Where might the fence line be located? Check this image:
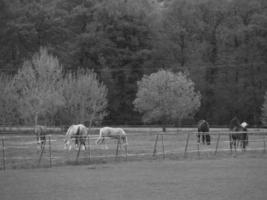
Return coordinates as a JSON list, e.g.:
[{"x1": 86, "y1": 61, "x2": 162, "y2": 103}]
[{"x1": 1, "y1": 130, "x2": 267, "y2": 170}]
